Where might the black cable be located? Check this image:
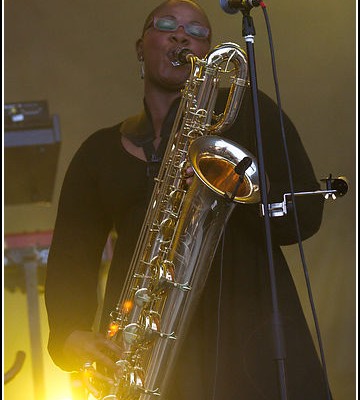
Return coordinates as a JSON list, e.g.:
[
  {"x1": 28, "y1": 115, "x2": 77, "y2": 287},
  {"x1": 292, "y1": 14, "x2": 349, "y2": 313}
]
[
  {"x1": 212, "y1": 229, "x2": 226, "y2": 400},
  {"x1": 260, "y1": 4, "x2": 332, "y2": 398}
]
